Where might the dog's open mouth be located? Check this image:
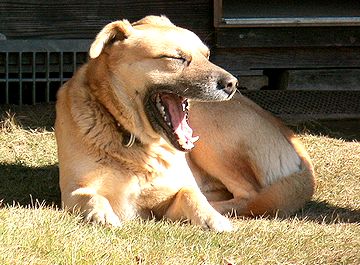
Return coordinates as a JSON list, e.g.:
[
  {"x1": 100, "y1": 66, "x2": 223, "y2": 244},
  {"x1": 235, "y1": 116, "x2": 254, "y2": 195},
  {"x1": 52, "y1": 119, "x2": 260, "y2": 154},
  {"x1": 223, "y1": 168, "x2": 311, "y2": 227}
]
[{"x1": 147, "y1": 92, "x2": 199, "y2": 151}]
